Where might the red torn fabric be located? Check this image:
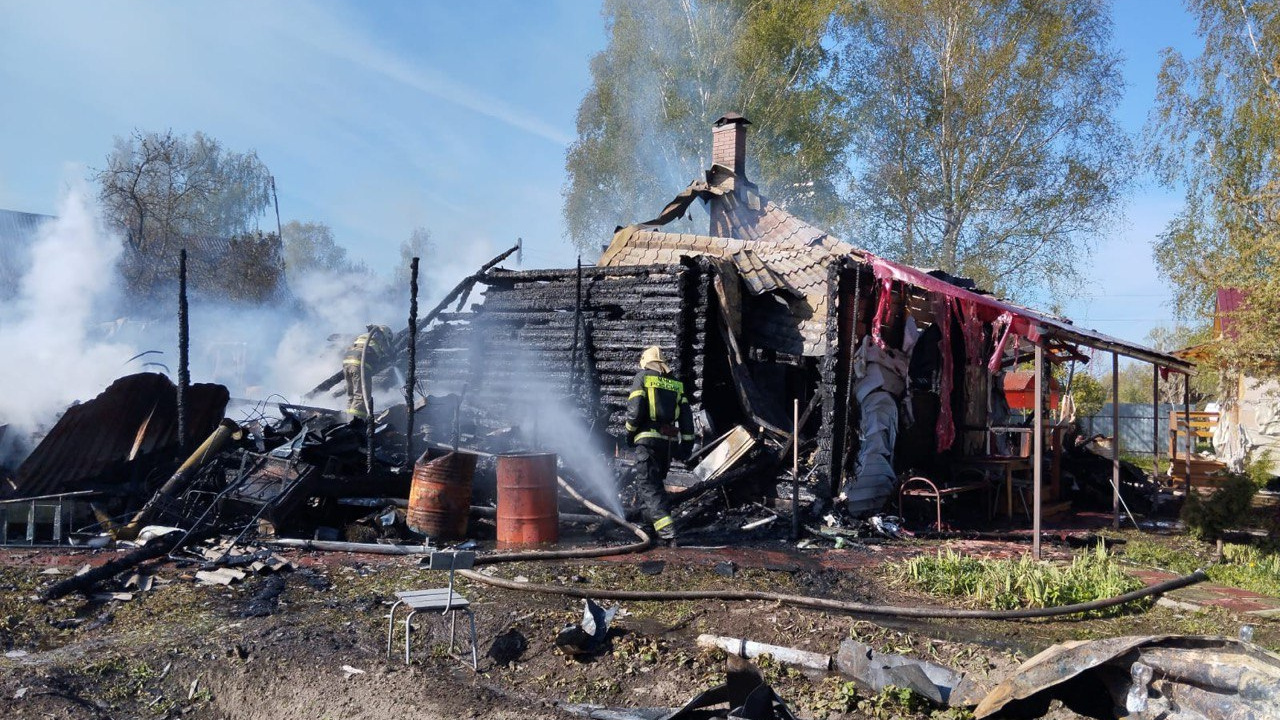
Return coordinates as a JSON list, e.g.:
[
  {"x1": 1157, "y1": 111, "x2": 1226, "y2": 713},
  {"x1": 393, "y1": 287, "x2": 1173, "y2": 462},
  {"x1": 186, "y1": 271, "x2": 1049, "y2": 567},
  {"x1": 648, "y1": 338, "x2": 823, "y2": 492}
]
[
  {"x1": 988, "y1": 312, "x2": 1015, "y2": 372},
  {"x1": 959, "y1": 299, "x2": 984, "y2": 366},
  {"x1": 867, "y1": 254, "x2": 1041, "y2": 342},
  {"x1": 871, "y1": 277, "x2": 894, "y2": 348}
]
